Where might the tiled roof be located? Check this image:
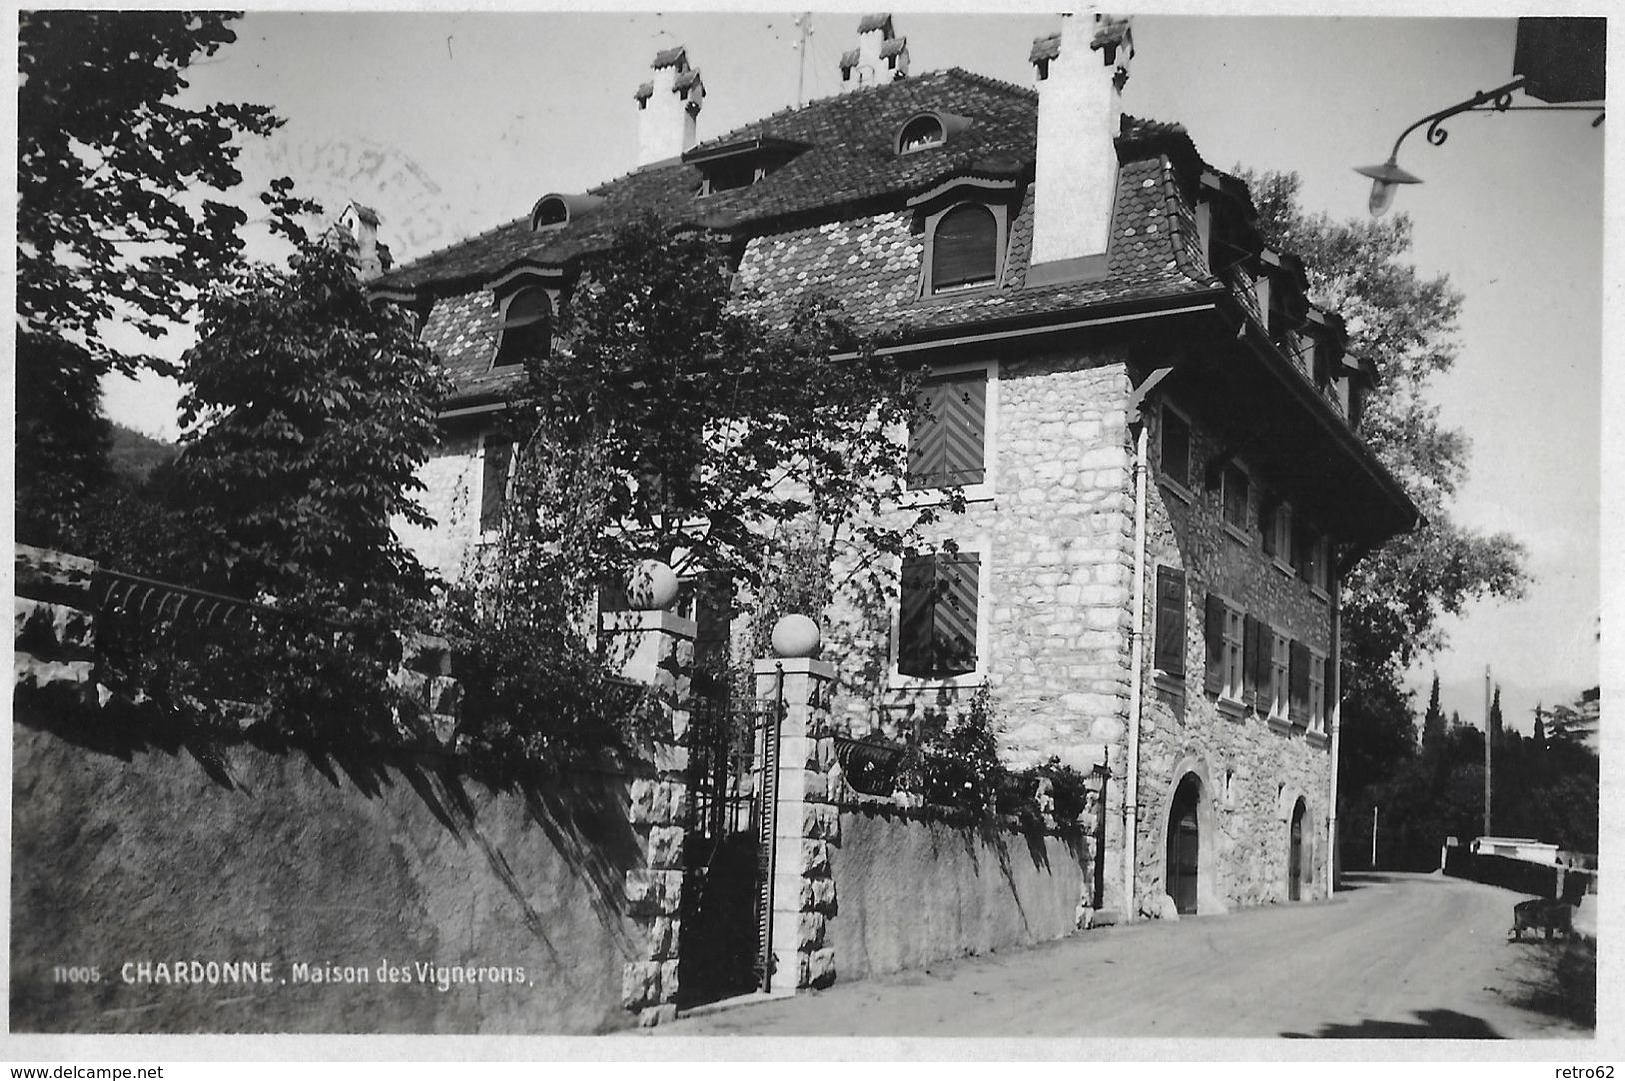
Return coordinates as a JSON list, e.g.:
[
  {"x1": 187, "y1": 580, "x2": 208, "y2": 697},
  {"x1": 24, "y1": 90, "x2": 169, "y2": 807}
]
[
  {"x1": 857, "y1": 14, "x2": 893, "y2": 35},
  {"x1": 839, "y1": 49, "x2": 860, "y2": 72},
  {"x1": 1029, "y1": 33, "x2": 1060, "y2": 64},
  {"x1": 880, "y1": 37, "x2": 908, "y2": 59},
  {"x1": 383, "y1": 68, "x2": 1229, "y2": 368}
]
